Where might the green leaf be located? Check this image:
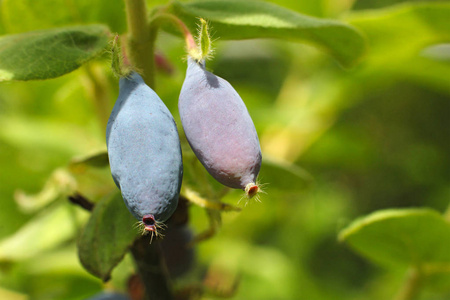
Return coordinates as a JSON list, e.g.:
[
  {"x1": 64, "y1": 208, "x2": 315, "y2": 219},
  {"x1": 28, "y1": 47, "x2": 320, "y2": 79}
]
[
  {"x1": 78, "y1": 192, "x2": 139, "y2": 281},
  {"x1": 0, "y1": 25, "x2": 110, "y2": 81},
  {"x1": 164, "y1": 0, "x2": 366, "y2": 67},
  {"x1": 1, "y1": 0, "x2": 78, "y2": 34},
  {"x1": 1, "y1": 0, "x2": 126, "y2": 34},
  {"x1": 259, "y1": 155, "x2": 312, "y2": 192},
  {"x1": 346, "y1": 2, "x2": 450, "y2": 63},
  {"x1": 0, "y1": 203, "x2": 83, "y2": 261},
  {"x1": 339, "y1": 208, "x2": 450, "y2": 268}
]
